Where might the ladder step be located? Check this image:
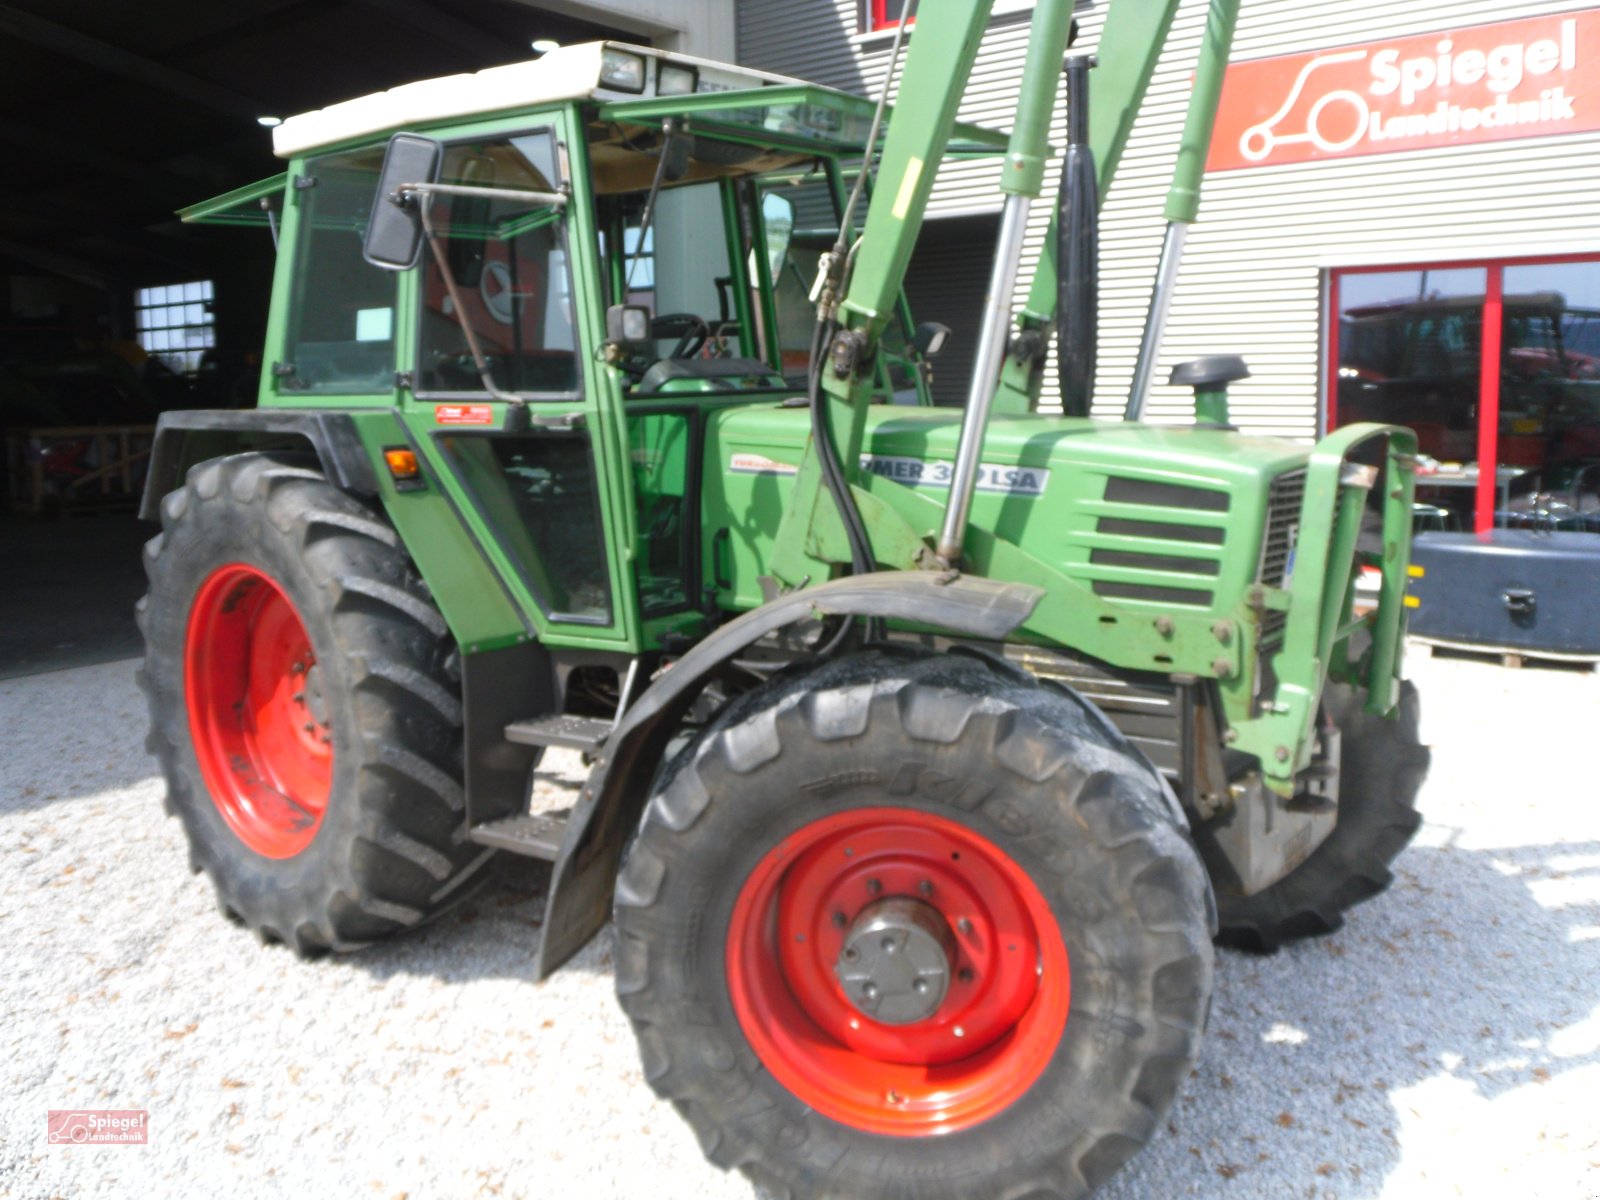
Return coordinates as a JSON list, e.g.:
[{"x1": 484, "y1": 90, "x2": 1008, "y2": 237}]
[
  {"x1": 504, "y1": 713, "x2": 612, "y2": 752},
  {"x1": 469, "y1": 811, "x2": 569, "y2": 860}
]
